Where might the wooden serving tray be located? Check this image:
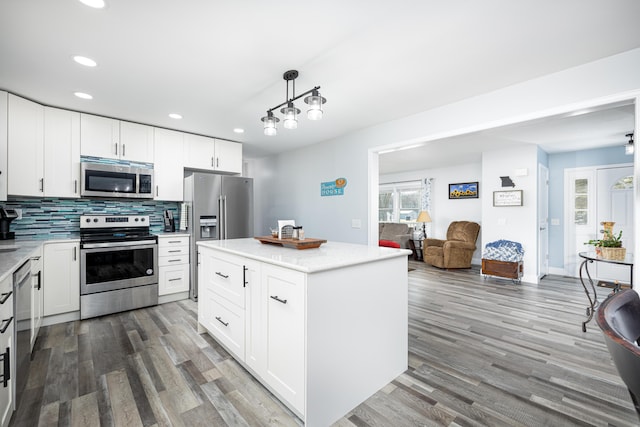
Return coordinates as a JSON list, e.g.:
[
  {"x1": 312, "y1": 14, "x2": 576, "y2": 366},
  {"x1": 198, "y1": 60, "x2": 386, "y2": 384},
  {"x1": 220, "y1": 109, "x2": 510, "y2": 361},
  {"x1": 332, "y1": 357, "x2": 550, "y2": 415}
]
[{"x1": 255, "y1": 236, "x2": 327, "y2": 249}]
